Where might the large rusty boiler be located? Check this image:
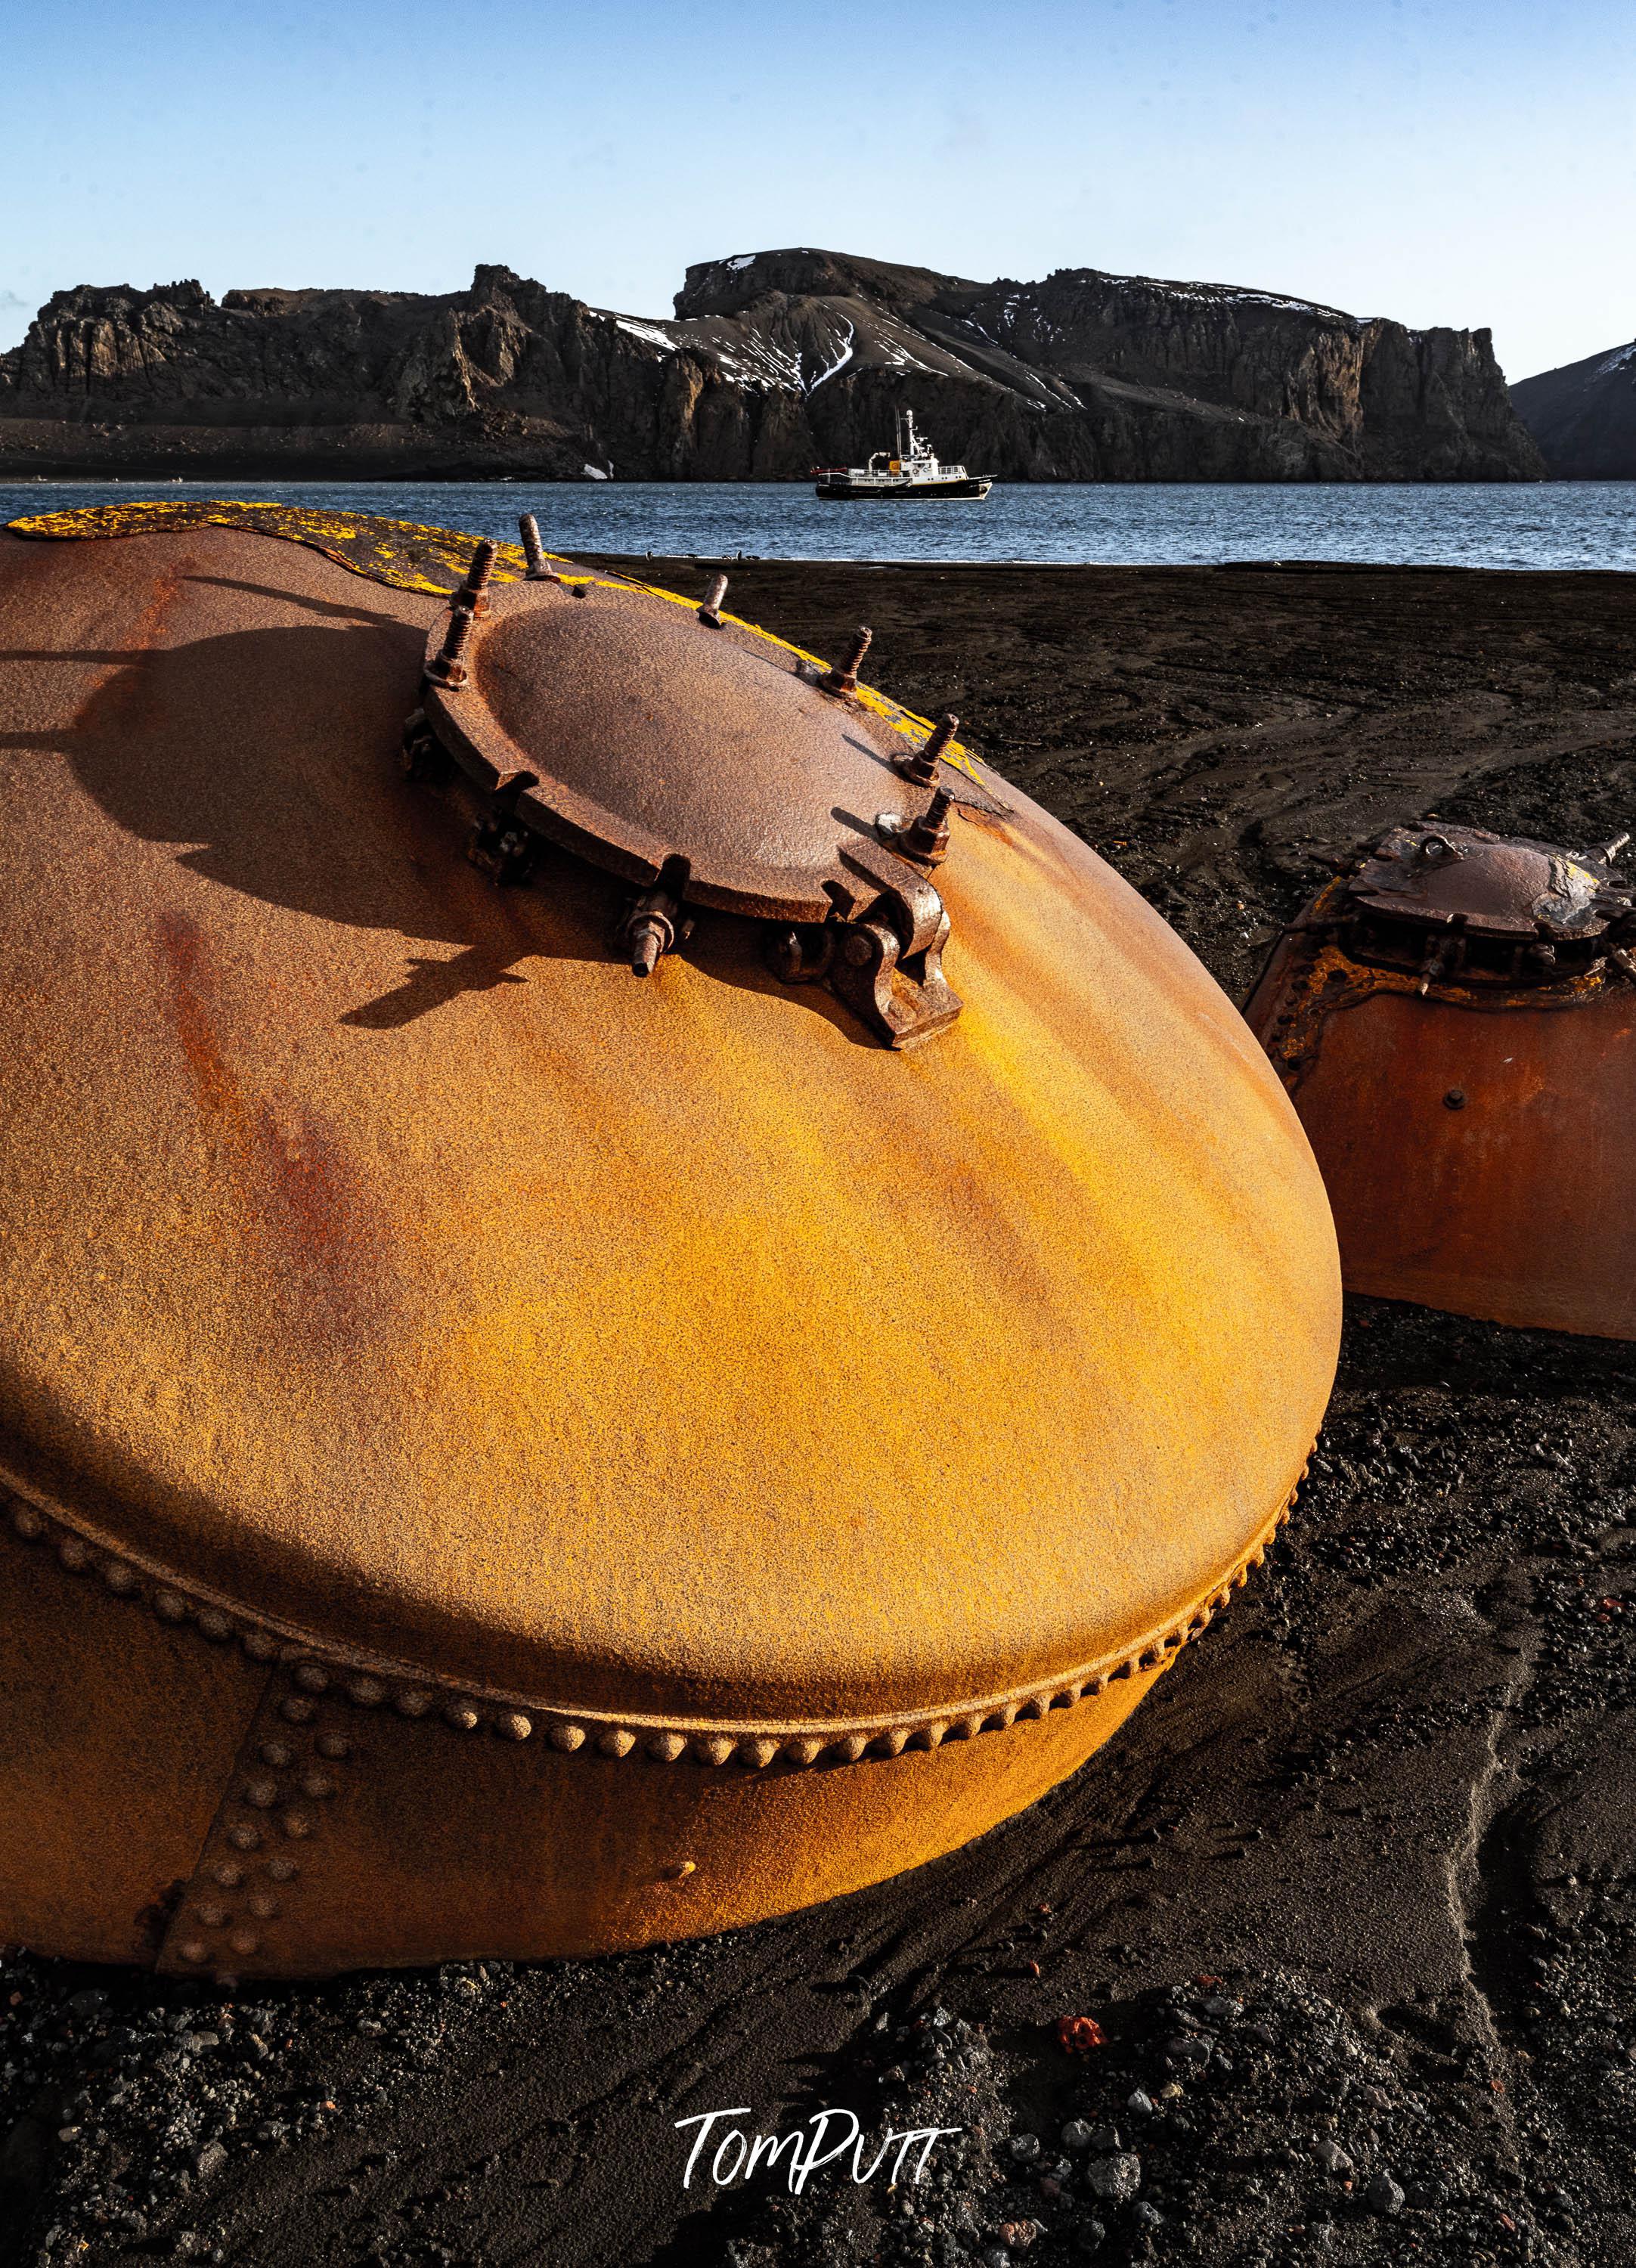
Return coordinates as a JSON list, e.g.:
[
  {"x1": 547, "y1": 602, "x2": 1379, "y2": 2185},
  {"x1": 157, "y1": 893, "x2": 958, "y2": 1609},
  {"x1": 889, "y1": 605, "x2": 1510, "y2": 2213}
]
[
  {"x1": 1246, "y1": 820, "x2": 1636, "y2": 1340},
  {"x1": 0, "y1": 501, "x2": 1339, "y2": 1978}
]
